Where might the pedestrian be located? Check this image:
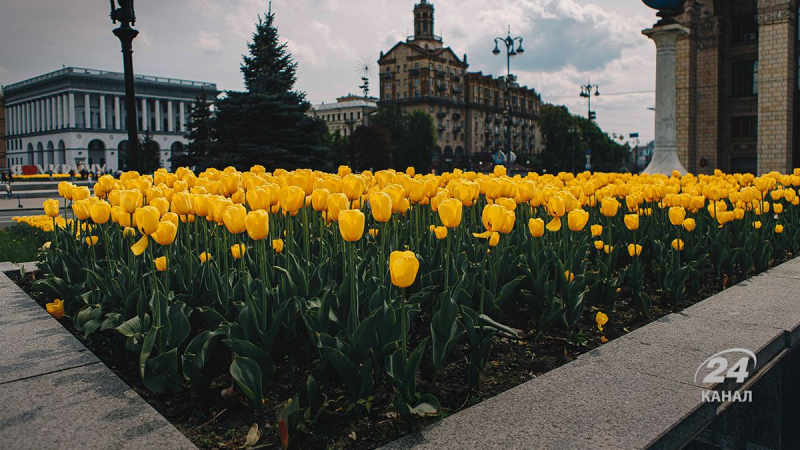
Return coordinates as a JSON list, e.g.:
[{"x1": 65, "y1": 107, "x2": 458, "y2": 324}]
[{"x1": 5, "y1": 182, "x2": 12, "y2": 199}]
